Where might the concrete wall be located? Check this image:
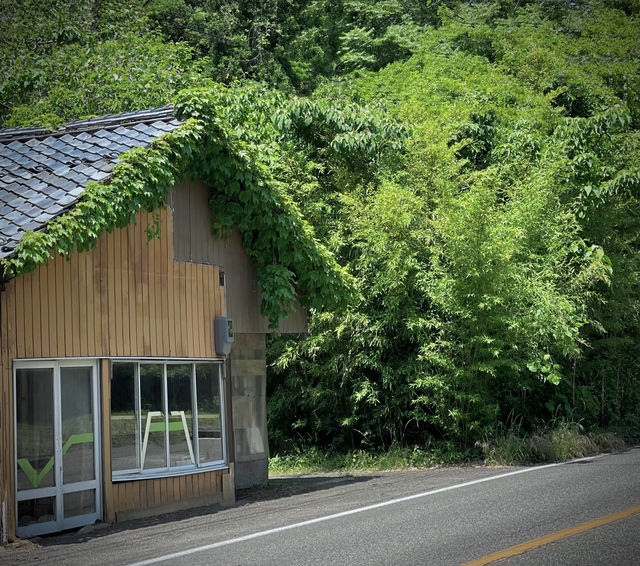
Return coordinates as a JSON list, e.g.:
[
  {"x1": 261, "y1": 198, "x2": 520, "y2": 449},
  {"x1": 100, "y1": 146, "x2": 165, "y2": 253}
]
[{"x1": 230, "y1": 334, "x2": 269, "y2": 489}]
